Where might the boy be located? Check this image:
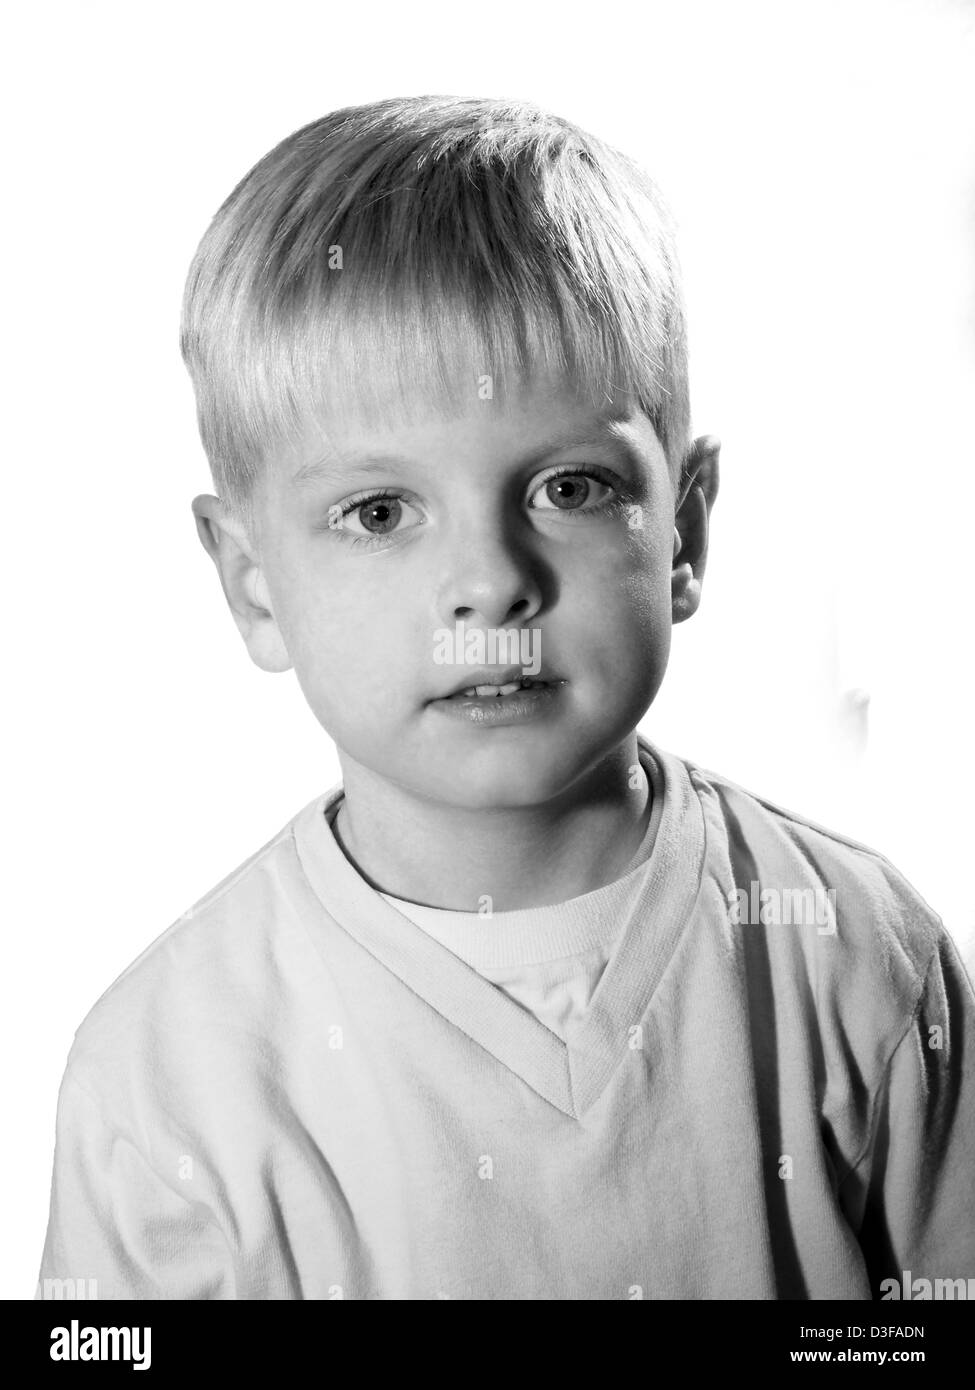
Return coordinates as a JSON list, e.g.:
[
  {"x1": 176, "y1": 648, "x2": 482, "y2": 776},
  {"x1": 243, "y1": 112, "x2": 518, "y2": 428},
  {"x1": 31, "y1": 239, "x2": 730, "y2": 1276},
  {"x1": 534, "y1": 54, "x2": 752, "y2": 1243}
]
[{"x1": 37, "y1": 95, "x2": 975, "y2": 1300}]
